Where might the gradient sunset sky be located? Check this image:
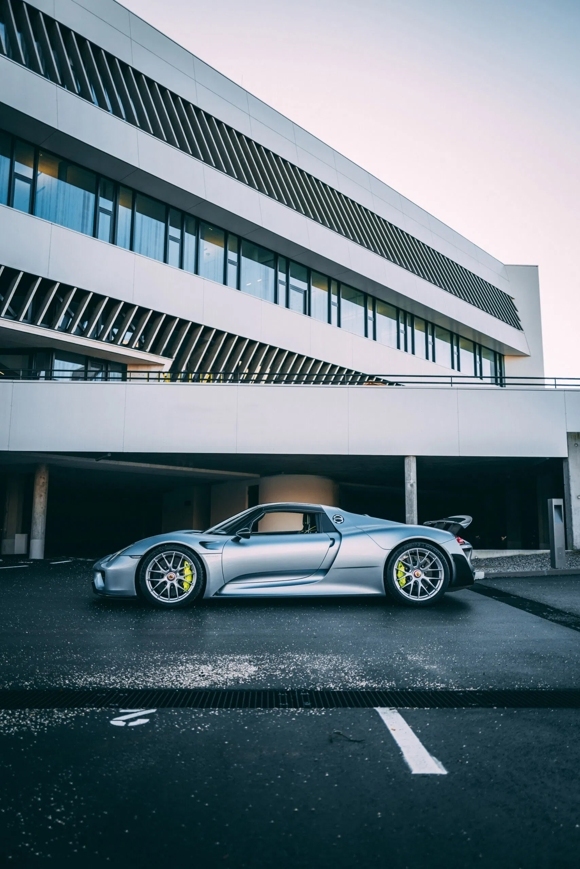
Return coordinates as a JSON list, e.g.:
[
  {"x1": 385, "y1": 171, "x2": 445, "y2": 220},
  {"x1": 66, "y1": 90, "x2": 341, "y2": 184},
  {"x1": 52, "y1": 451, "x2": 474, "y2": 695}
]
[{"x1": 122, "y1": 0, "x2": 580, "y2": 375}]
